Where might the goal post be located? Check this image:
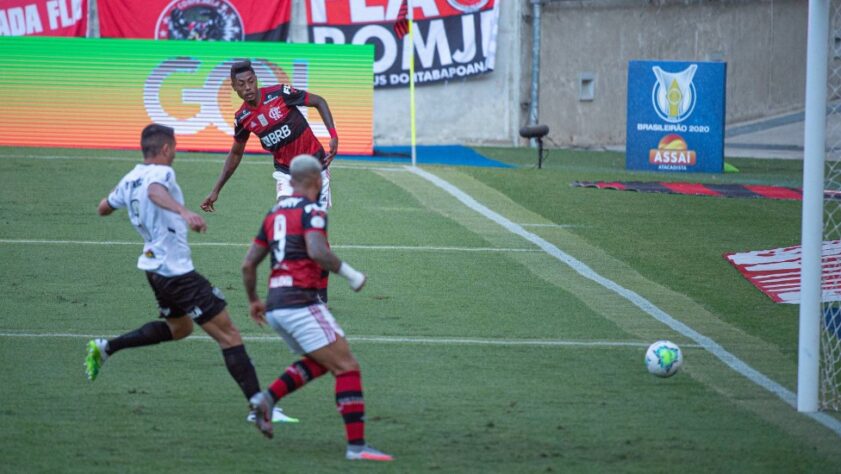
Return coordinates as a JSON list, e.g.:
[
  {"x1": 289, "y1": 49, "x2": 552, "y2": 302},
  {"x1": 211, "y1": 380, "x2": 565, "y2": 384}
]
[{"x1": 799, "y1": 0, "x2": 830, "y2": 413}]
